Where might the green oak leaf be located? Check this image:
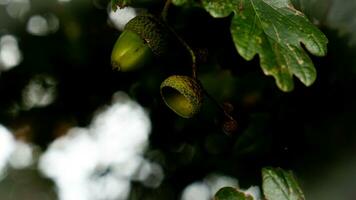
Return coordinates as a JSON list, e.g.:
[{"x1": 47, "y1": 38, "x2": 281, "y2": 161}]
[
  {"x1": 214, "y1": 187, "x2": 254, "y2": 200},
  {"x1": 262, "y1": 167, "x2": 305, "y2": 200},
  {"x1": 202, "y1": 0, "x2": 328, "y2": 91}
]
